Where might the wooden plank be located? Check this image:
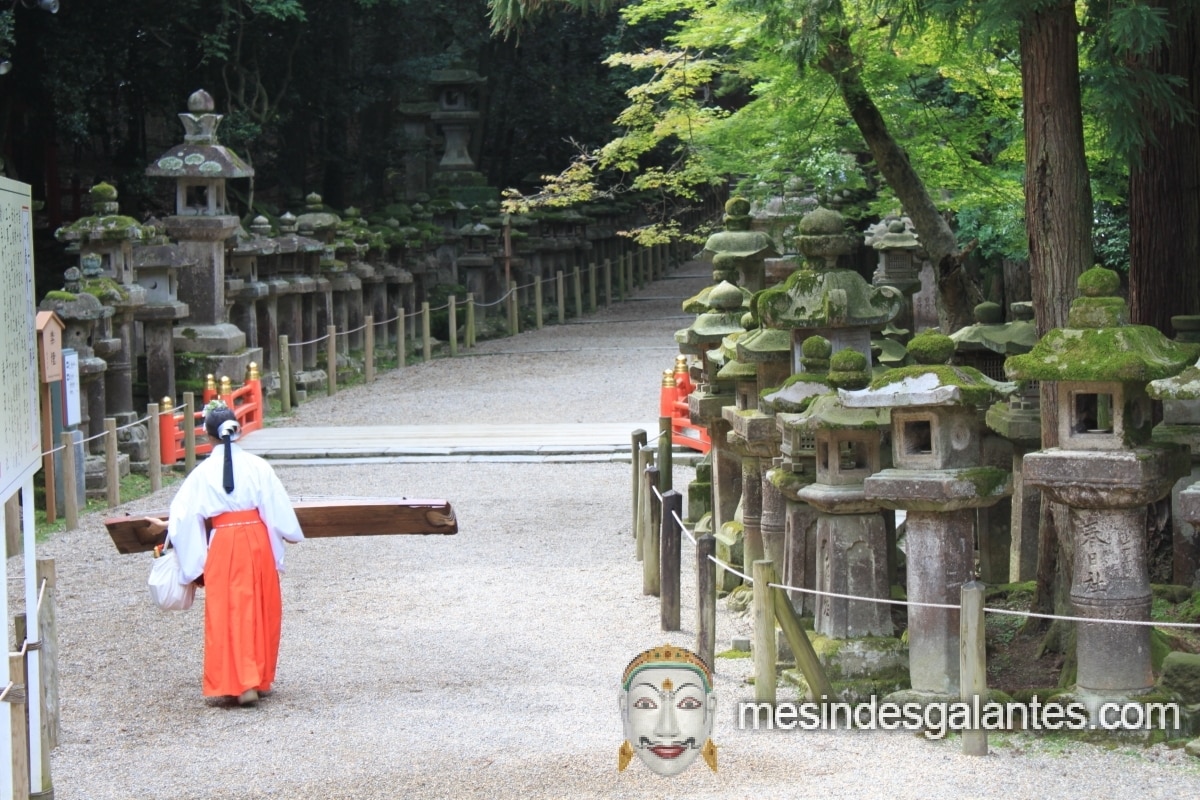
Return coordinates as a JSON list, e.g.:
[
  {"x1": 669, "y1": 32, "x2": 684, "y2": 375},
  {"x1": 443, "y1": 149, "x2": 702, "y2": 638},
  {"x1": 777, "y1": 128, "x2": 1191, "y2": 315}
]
[{"x1": 103, "y1": 498, "x2": 458, "y2": 554}]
